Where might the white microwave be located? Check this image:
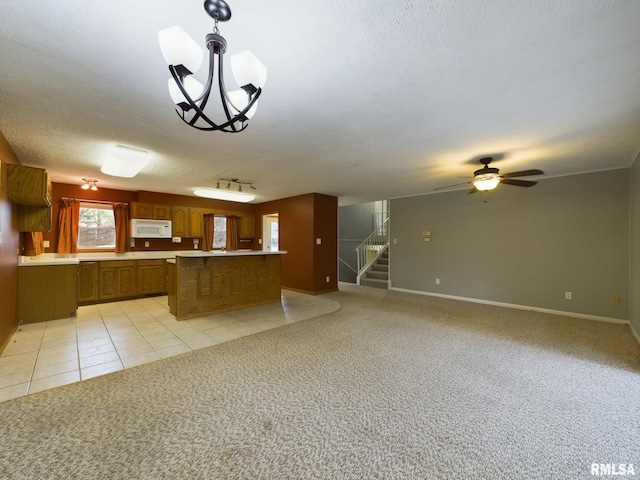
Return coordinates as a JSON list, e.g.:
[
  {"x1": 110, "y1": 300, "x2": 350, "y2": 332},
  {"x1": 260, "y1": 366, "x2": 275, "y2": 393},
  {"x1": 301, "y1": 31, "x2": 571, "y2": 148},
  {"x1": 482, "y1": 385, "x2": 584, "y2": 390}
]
[{"x1": 130, "y1": 219, "x2": 172, "y2": 238}]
